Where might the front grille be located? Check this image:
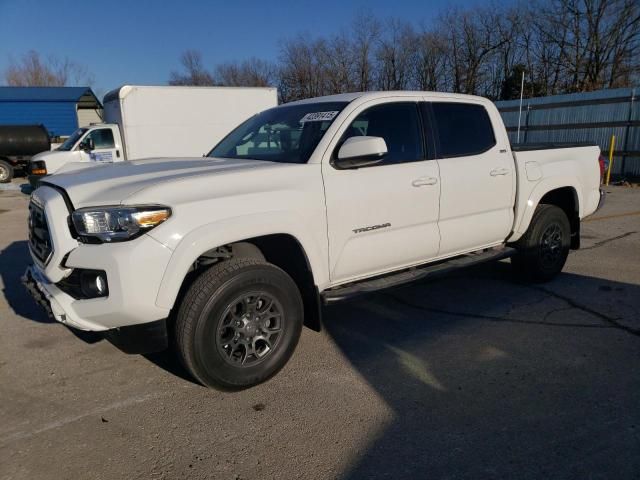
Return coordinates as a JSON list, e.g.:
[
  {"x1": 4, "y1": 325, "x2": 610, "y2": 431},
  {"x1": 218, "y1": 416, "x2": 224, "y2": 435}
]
[{"x1": 28, "y1": 201, "x2": 53, "y2": 264}]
